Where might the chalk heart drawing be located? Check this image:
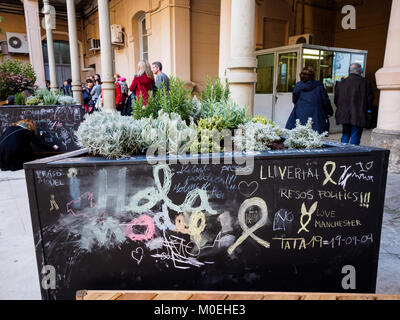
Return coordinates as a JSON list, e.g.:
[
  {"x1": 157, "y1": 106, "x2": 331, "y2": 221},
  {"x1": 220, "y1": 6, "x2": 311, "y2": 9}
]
[
  {"x1": 238, "y1": 181, "x2": 259, "y2": 198},
  {"x1": 131, "y1": 247, "x2": 144, "y2": 265}
]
